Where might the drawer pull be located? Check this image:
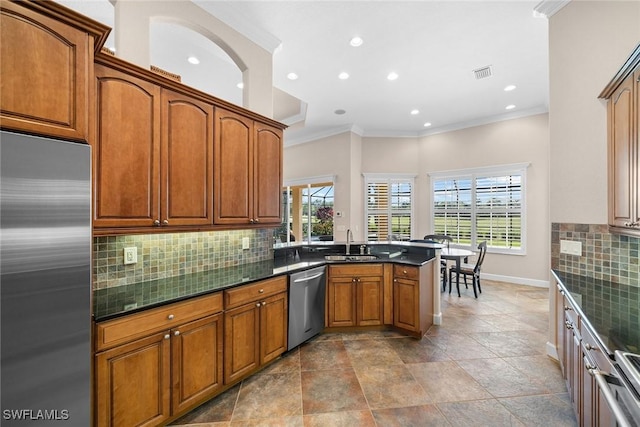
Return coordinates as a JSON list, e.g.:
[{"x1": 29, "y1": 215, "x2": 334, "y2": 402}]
[
  {"x1": 564, "y1": 305, "x2": 572, "y2": 311},
  {"x1": 164, "y1": 334, "x2": 170, "y2": 340},
  {"x1": 259, "y1": 289, "x2": 264, "y2": 293},
  {"x1": 256, "y1": 303, "x2": 261, "y2": 307},
  {"x1": 174, "y1": 330, "x2": 180, "y2": 336},
  {"x1": 167, "y1": 314, "x2": 174, "y2": 320},
  {"x1": 403, "y1": 270, "x2": 407, "y2": 274},
  {"x1": 584, "y1": 343, "x2": 597, "y2": 351}
]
